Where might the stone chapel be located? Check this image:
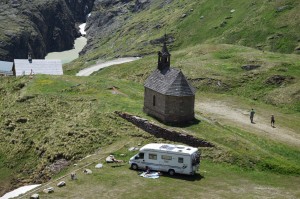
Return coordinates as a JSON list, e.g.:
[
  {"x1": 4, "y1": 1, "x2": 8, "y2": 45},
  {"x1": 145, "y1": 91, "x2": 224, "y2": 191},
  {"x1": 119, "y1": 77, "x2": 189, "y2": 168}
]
[{"x1": 143, "y1": 39, "x2": 195, "y2": 124}]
